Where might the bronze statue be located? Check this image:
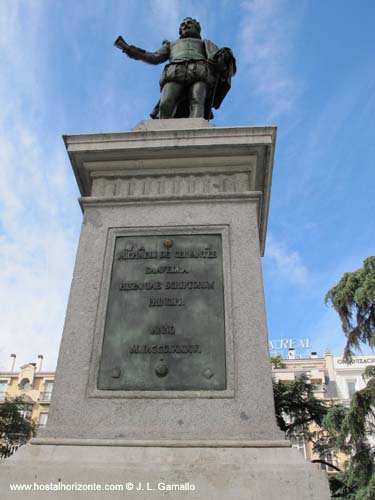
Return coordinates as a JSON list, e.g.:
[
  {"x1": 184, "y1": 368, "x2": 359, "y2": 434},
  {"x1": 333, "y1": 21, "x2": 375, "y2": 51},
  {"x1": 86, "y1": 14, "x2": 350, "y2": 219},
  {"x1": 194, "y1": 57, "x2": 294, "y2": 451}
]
[{"x1": 114, "y1": 17, "x2": 236, "y2": 120}]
